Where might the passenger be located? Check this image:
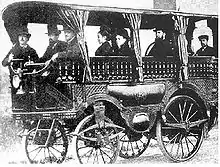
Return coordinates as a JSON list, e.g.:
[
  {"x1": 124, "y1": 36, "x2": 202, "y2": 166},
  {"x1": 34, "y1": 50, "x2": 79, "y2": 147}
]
[
  {"x1": 95, "y1": 25, "x2": 113, "y2": 56},
  {"x1": 114, "y1": 28, "x2": 134, "y2": 56},
  {"x1": 2, "y1": 27, "x2": 39, "y2": 68},
  {"x1": 196, "y1": 35, "x2": 216, "y2": 57},
  {"x1": 38, "y1": 24, "x2": 67, "y2": 63},
  {"x1": 2, "y1": 27, "x2": 39, "y2": 94},
  {"x1": 145, "y1": 27, "x2": 173, "y2": 60}
]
